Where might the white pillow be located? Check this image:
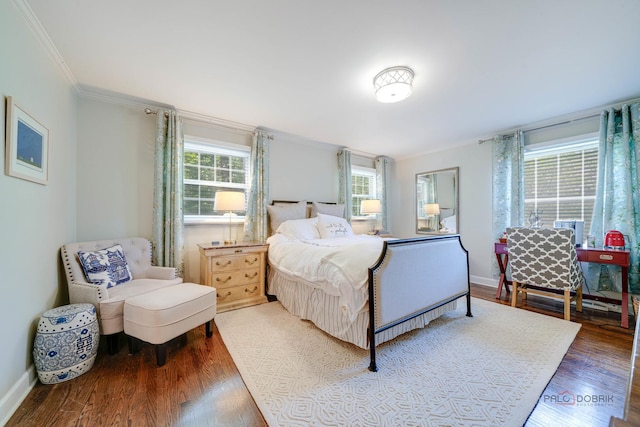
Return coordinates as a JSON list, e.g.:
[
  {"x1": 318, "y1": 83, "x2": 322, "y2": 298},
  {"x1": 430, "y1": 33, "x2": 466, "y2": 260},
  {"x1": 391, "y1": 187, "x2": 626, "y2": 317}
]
[
  {"x1": 276, "y1": 217, "x2": 320, "y2": 240},
  {"x1": 317, "y1": 213, "x2": 354, "y2": 239},
  {"x1": 267, "y1": 201, "x2": 307, "y2": 233},
  {"x1": 310, "y1": 202, "x2": 345, "y2": 218}
]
